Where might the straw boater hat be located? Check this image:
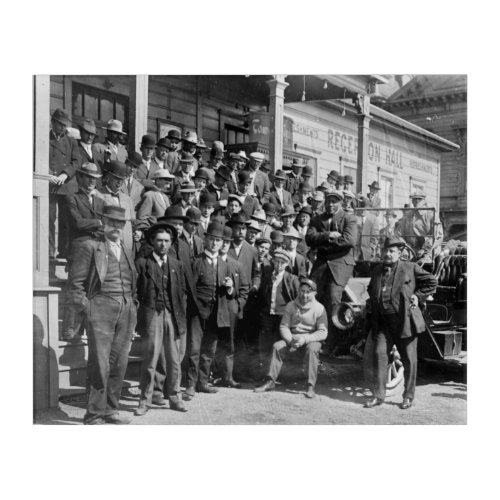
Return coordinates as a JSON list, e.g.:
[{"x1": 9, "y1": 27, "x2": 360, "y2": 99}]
[
  {"x1": 77, "y1": 162, "x2": 101, "y2": 178},
  {"x1": 104, "y1": 119, "x2": 126, "y2": 135}
]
